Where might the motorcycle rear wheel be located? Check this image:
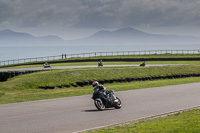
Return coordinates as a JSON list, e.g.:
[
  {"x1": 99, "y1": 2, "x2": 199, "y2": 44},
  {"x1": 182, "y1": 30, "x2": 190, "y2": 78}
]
[{"x1": 94, "y1": 99, "x2": 105, "y2": 111}]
